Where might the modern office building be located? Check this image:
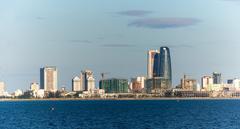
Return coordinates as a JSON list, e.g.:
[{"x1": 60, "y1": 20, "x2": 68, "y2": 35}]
[
  {"x1": 40, "y1": 66, "x2": 58, "y2": 92},
  {"x1": 153, "y1": 46, "x2": 172, "y2": 87},
  {"x1": 146, "y1": 77, "x2": 171, "y2": 93},
  {"x1": 147, "y1": 50, "x2": 159, "y2": 79},
  {"x1": 81, "y1": 70, "x2": 95, "y2": 91},
  {"x1": 201, "y1": 76, "x2": 213, "y2": 90},
  {"x1": 99, "y1": 78, "x2": 128, "y2": 93},
  {"x1": 213, "y1": 72, "x2": 222, "y2": 84},
  {"x1": 72, "y1": 75, "x2": 83, "y2": 92}
]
